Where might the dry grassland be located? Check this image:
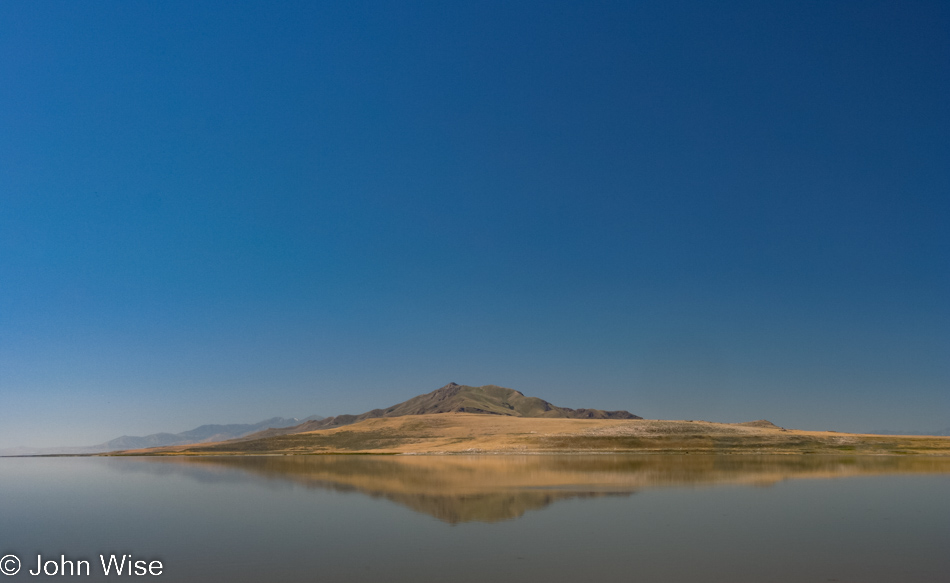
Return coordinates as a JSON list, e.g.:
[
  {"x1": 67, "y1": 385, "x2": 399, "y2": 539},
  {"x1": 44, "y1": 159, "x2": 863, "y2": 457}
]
[{"x1": 119, "y1": 413, "x2": 950, "y2": 456}]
